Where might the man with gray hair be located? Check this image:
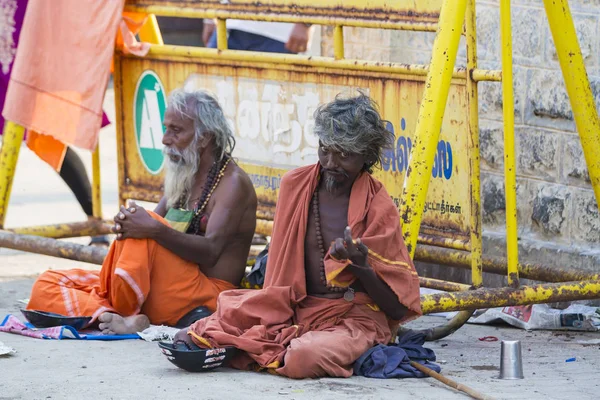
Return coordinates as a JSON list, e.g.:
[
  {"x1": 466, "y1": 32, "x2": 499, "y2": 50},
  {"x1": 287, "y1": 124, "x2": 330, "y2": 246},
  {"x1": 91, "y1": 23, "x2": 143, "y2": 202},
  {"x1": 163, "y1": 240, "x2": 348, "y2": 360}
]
[
  {"x1": 176, "y1": 92, "x2": 421, "y2": 378},
  {"x1": 26, "y1": 89, "x2": 257, "y2": 335}
]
